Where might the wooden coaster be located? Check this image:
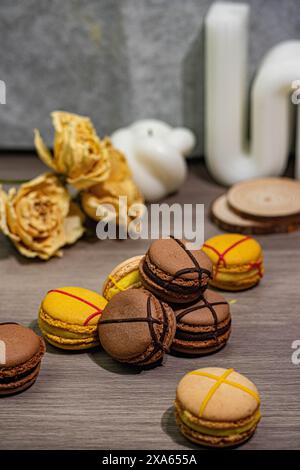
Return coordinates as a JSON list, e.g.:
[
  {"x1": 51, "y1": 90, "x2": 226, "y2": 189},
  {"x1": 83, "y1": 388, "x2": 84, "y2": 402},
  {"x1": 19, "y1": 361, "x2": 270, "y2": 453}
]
[
  {"x1": 227, "y1": 178, "x2": 300, "y2": 220},
  {"x1": 211, "y1": 194, "x2": 300, "y2": 234},
  {"x1": 210, "y1": 195, "x2": 275, "y2": 234}
]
